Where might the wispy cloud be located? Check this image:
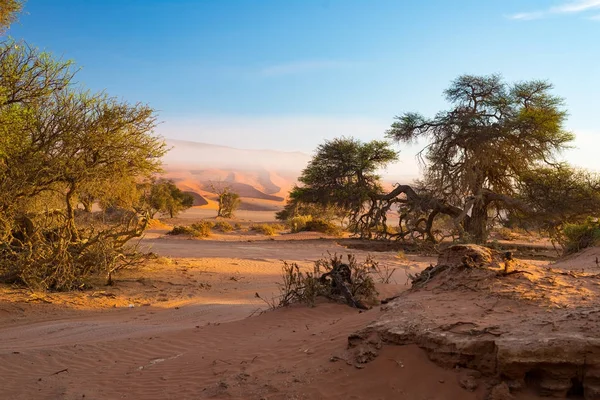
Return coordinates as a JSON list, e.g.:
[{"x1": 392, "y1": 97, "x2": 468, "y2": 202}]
[
  {"x1": 510, "y1": 11, "x2": 546, "y2": 20},
  {"x1": 260, "y1": 60, "x2": 356, "y2": 77},
  {"x1": 509, "y1": 0, "x2": 600, "y2": 20},
  {"x1": 589, "y1": 13, "x2": 600, "y2": 19}
]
